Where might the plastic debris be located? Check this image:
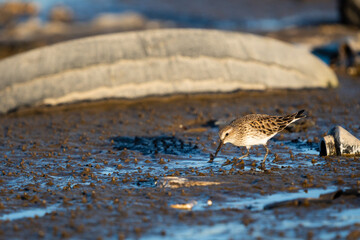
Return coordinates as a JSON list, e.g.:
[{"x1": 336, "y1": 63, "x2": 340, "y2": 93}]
[{"x1": 320, "y1": 126, "x2": 360, "y2": 156}]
